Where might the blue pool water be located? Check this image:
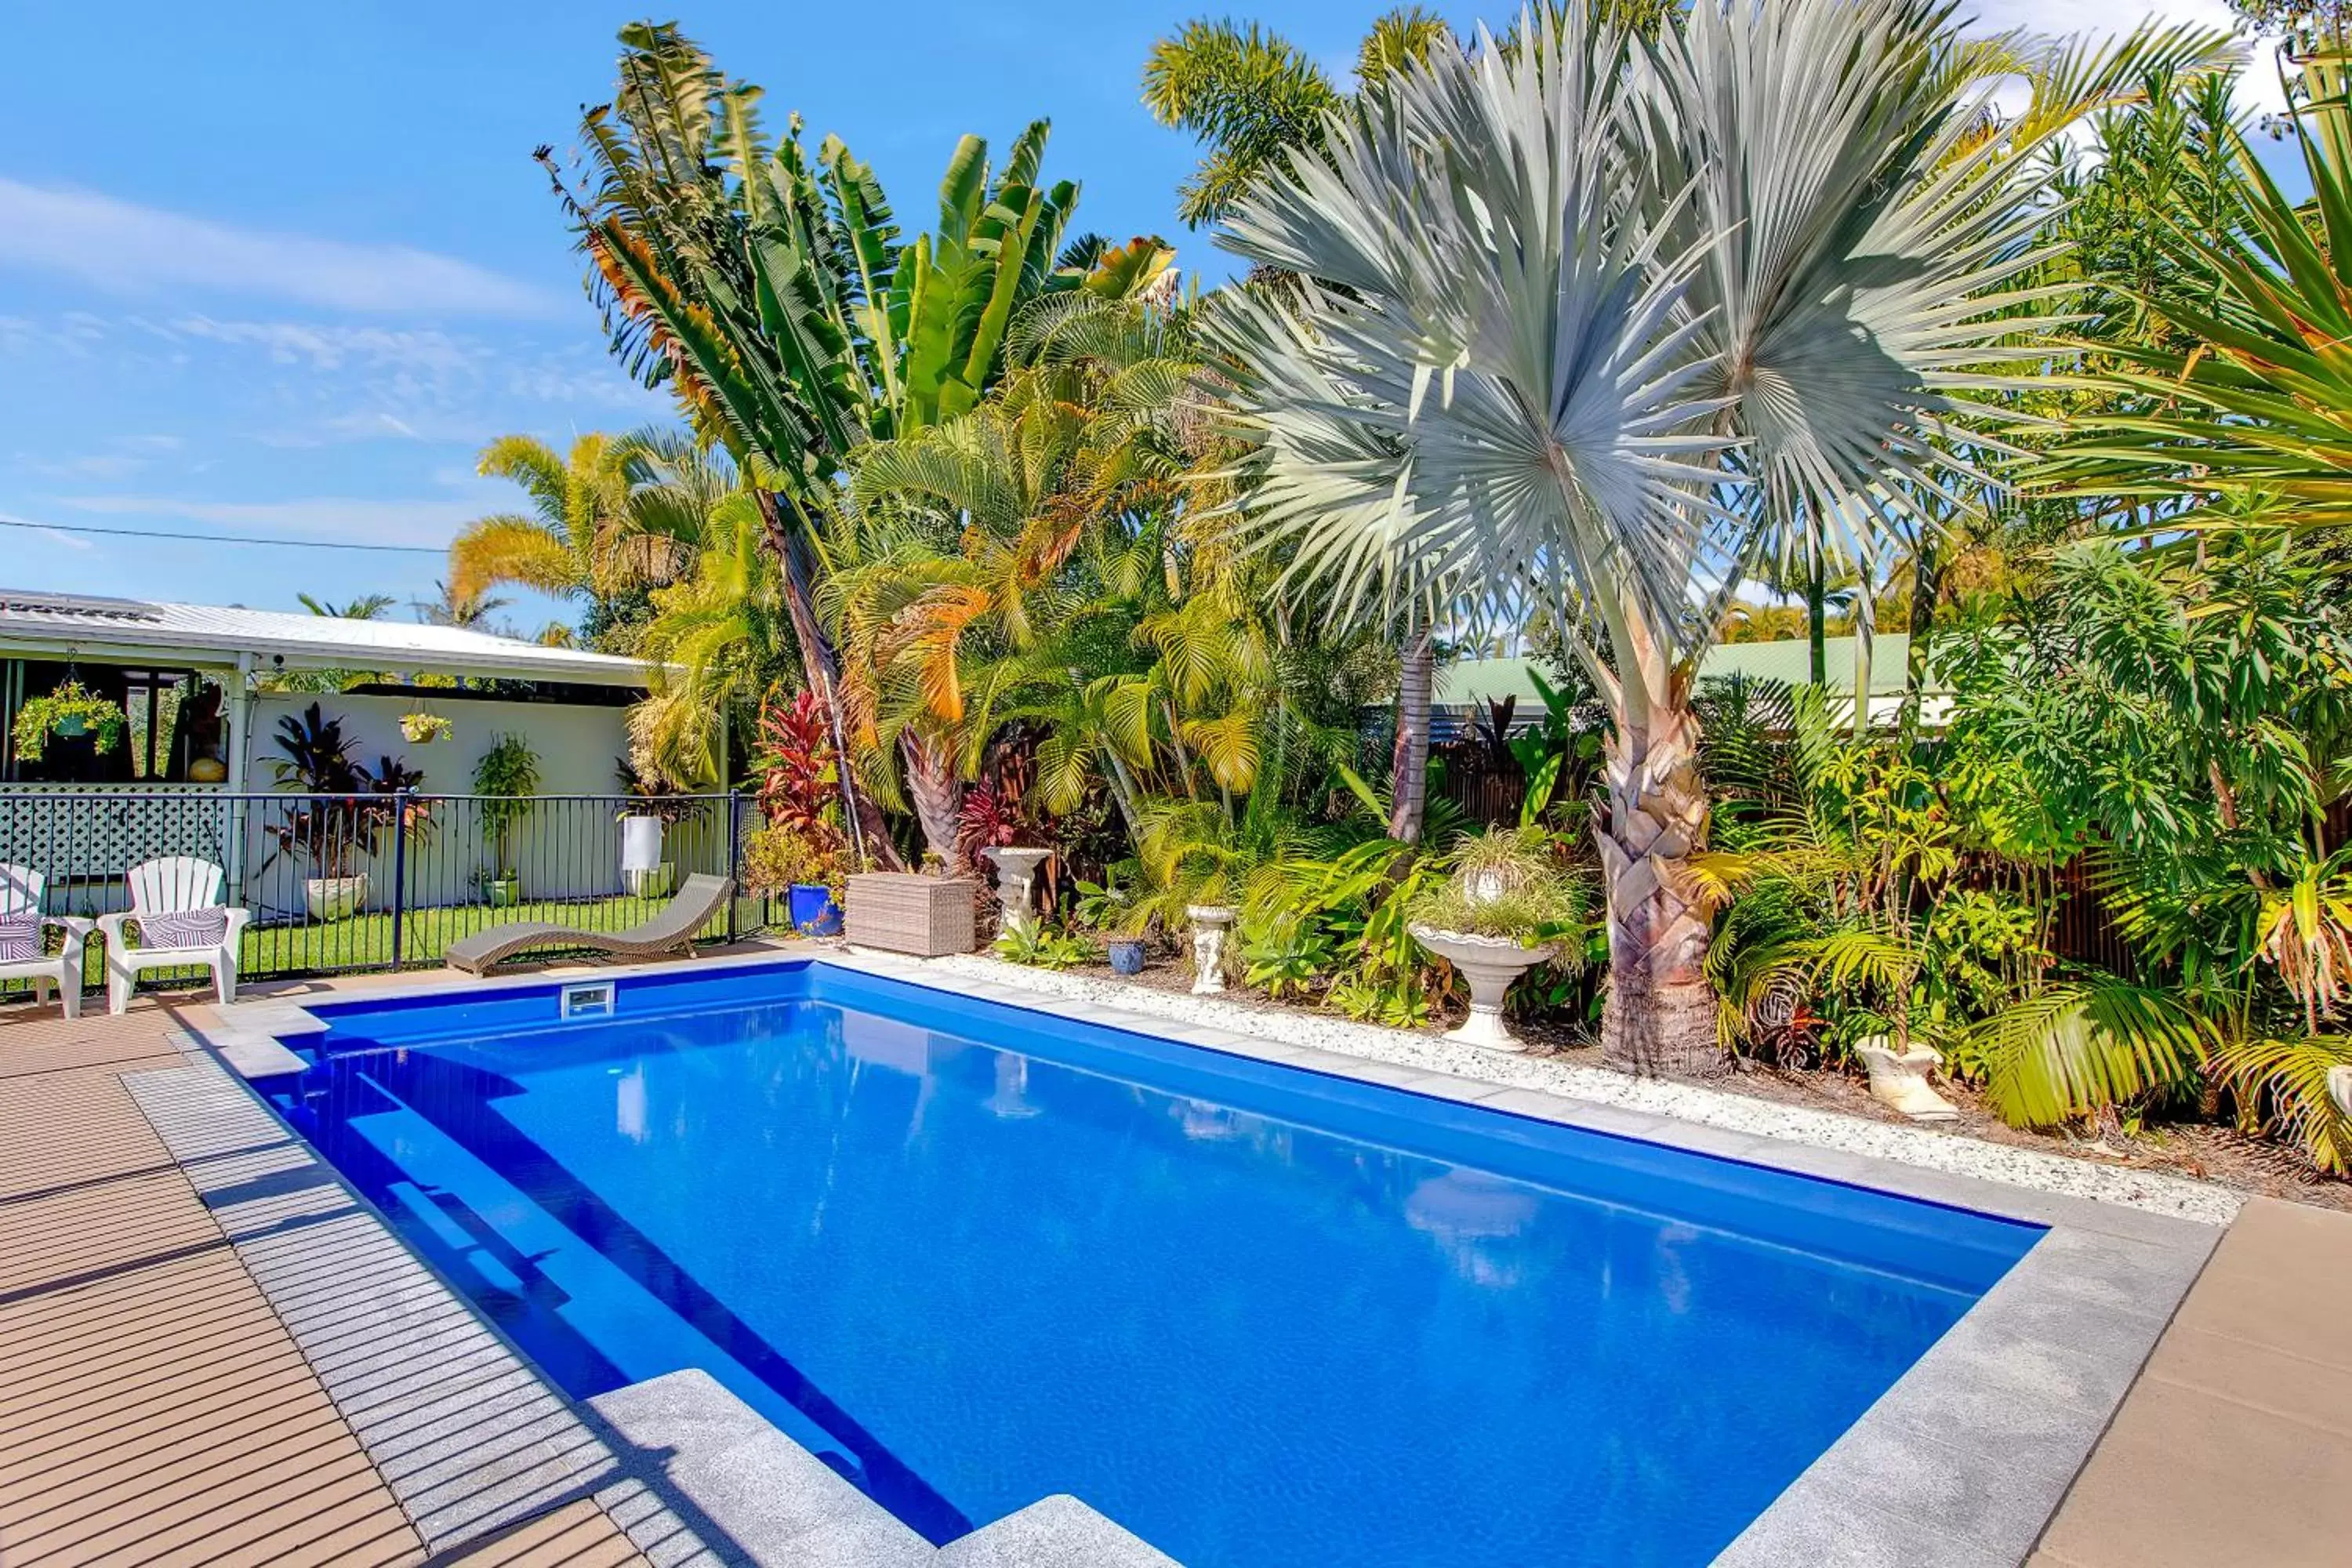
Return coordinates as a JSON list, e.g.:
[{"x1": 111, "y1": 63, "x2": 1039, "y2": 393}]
[{"x1": 277, "y1": 961, "x2": 2039, "y2": 1567}]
